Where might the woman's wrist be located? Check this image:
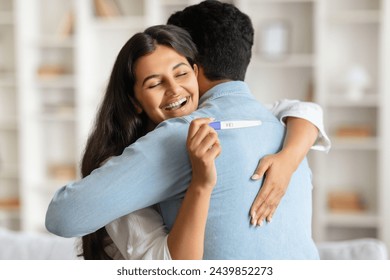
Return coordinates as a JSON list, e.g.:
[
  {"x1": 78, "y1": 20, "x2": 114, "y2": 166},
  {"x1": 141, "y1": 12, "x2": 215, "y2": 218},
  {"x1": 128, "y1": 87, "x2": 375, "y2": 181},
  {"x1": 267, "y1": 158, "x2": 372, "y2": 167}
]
[
  {"x1": 278, "y1": 147, "x2": 302, "y2": 173},
  {"x1": 188, "y1": 181, "x2": 214, "y2": 196}
]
